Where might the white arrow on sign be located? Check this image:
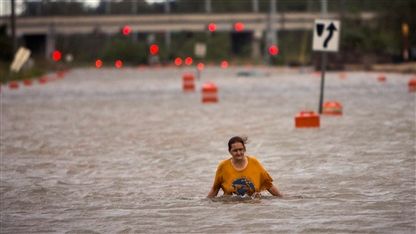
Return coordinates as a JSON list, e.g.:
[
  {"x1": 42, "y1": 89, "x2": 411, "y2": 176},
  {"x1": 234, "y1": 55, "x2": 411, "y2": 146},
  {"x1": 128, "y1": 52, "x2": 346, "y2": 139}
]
[{"x1": 313, "y1": 19, "x2": 341, "y2": 52}]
